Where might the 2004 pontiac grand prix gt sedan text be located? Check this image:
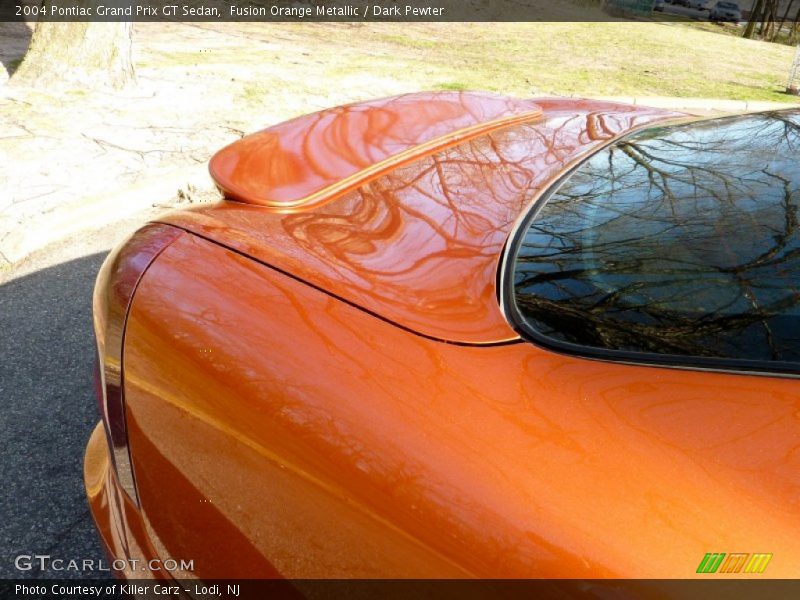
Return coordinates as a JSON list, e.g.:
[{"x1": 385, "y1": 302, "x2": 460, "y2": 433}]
[{"x1": 84, "y1": 92, "x2": 800, "y2": 580}]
